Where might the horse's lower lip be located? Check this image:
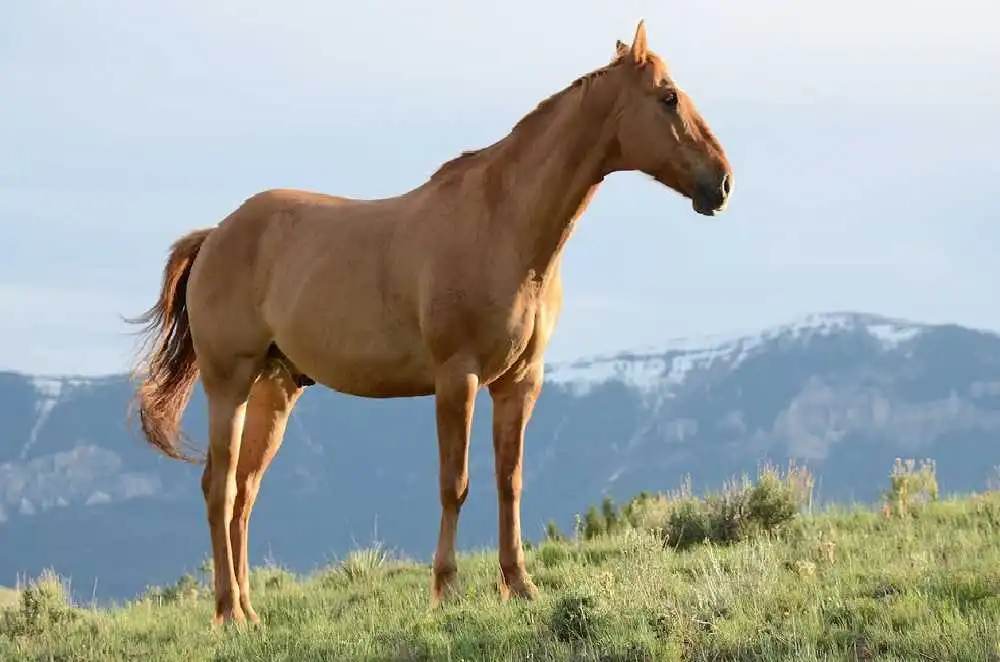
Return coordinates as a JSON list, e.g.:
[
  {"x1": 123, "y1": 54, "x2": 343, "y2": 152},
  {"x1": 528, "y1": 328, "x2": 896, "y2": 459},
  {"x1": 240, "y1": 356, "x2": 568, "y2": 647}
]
[{"x1": 693, "y1": 200, "x2": 719, "y2": 216}]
